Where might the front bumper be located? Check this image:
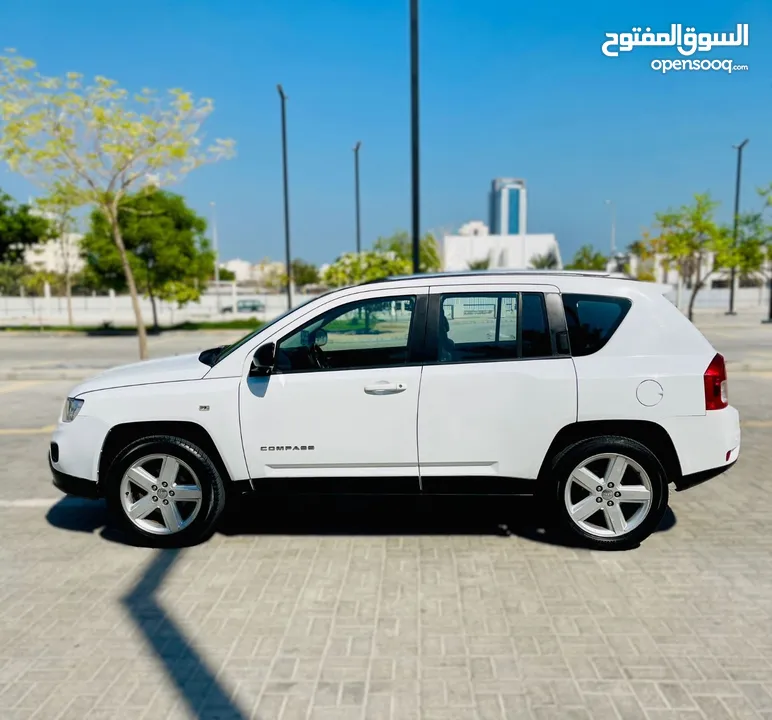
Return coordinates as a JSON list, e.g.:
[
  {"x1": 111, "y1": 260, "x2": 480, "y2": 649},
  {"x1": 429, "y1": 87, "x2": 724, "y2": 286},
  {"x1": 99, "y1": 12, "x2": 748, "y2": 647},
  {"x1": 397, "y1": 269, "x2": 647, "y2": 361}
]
[{"x1": 50, "y1": 456, "x2": 100, "y2": 499}]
